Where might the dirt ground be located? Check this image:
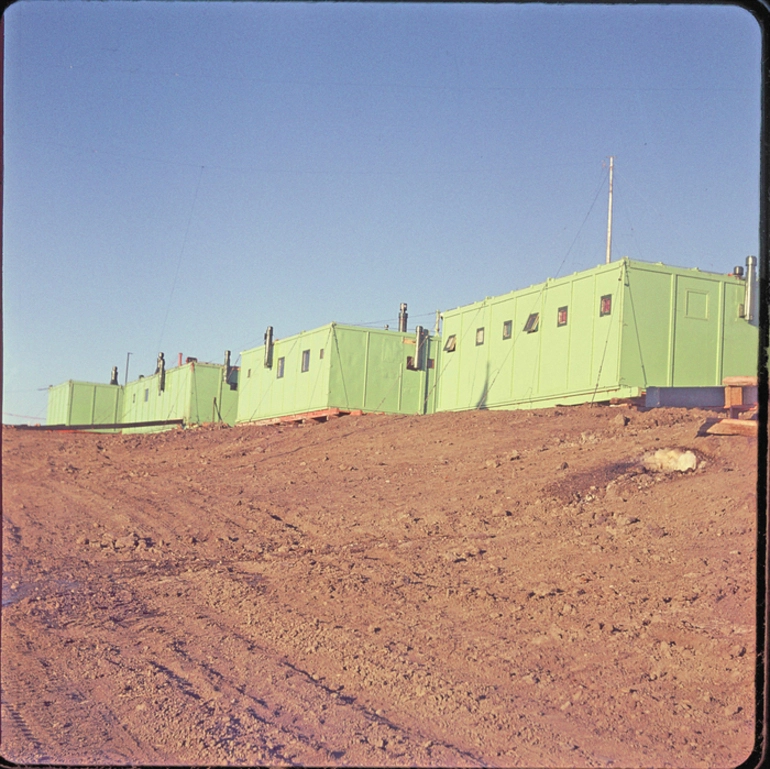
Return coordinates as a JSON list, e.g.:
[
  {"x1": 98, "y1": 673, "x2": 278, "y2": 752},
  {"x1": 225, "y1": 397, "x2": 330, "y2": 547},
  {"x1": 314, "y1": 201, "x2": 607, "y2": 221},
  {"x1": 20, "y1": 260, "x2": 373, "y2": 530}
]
[{"x1": 1, "y1": 404, "x2": 759, "y2": 767}]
